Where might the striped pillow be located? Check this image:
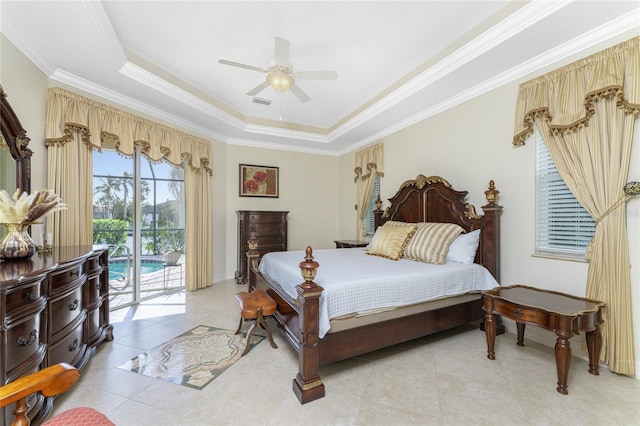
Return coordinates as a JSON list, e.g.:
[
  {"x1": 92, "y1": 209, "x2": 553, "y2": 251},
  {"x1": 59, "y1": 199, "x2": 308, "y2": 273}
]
[
  {"x1": 403, "y1": 222, "x2": 464, "y2": 264},
  {"x1": 366, "y1": 221, "x2": 418, "y2": 261}
]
